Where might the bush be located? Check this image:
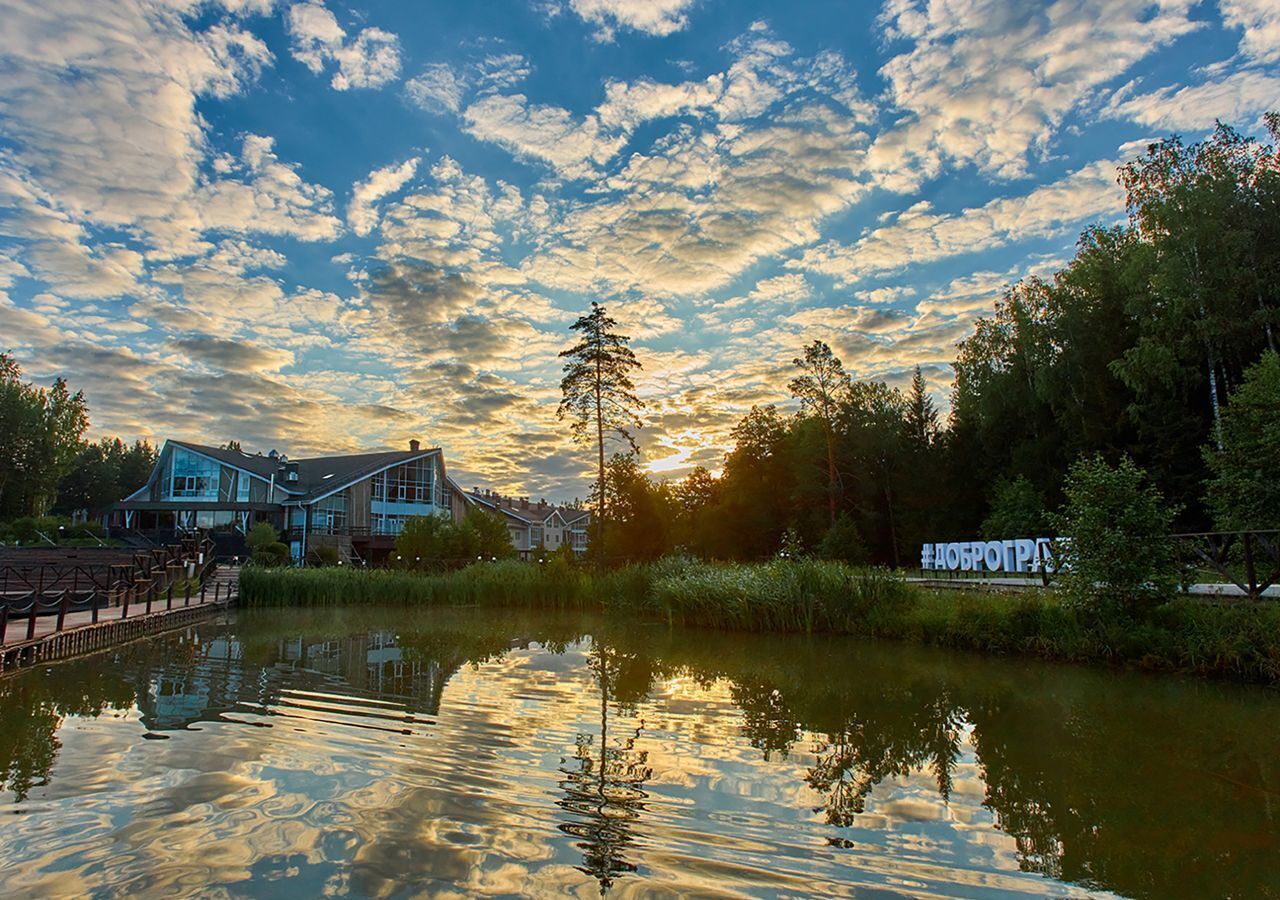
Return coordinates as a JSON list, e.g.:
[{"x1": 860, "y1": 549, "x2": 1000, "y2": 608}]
[
  {"x1": 817, "y1": 514, "x2": 869, "y2": 564},
  {"x1": 1051, "y1": 455, "x2": 1179, "y2": 616},
  {"x1": 307, "y1": 545, "x2": 341, "y2": 567}
]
